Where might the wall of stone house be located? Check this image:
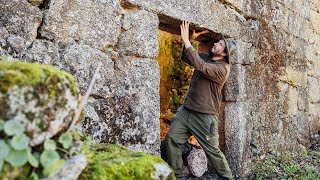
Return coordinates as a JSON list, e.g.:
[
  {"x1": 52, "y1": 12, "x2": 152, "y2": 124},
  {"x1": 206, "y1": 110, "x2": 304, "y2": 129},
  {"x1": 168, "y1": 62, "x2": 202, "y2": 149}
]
[
  {"x1": 0, "y1": 0, "x2": 161, "y2": 155},
  {"x1": 1, "y1": 0, "x2": 320, "y2": 177},
  {"x1": 221, "y1": 0, "x2": 320, "y2": 176}
]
